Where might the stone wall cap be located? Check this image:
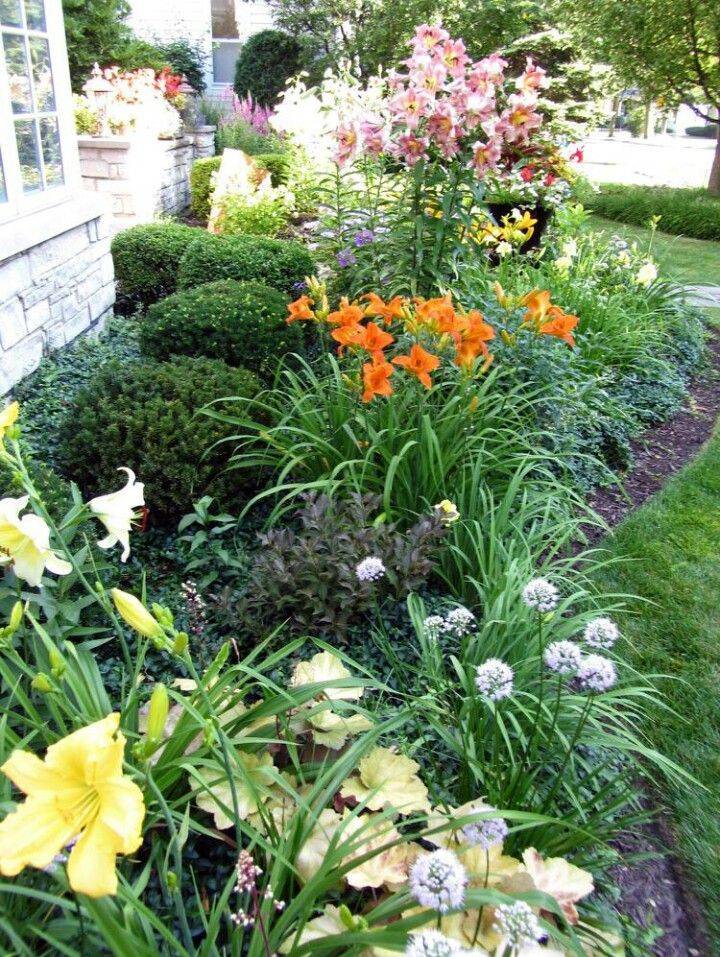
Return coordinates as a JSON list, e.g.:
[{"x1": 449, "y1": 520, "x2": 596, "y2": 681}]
[
  {"x1": 0, "y1": 192, "x2": 111, "y2": 264},
  {"x1": 77, "y1": 135, "x2": 133, "y2": 149},
  {"x1": 193, "y1": 125, "x2": 217, "y2": 132}
]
